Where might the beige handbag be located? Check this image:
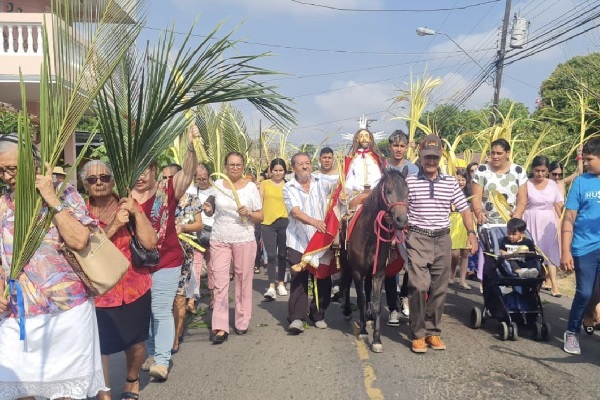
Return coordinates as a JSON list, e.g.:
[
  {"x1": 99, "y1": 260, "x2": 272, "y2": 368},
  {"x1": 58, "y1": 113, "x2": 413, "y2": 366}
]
[{"x1": 60, "y1": 227, "x2": 129, "y2": 297}]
